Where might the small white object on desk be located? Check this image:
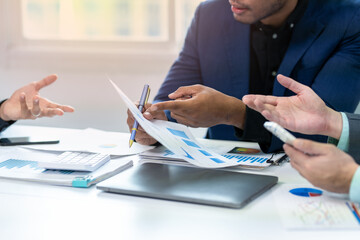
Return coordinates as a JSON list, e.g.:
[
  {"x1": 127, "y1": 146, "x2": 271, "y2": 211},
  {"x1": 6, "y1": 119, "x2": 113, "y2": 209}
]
[{"x1": 38, "y1": 151, "x2": 110, "y2": 171}]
